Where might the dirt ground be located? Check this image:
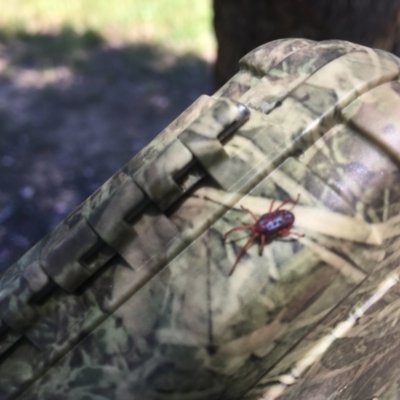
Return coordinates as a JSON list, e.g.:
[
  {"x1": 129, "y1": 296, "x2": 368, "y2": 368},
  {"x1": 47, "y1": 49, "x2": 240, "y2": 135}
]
[{"x1": 0, "y1": 30, "x2": 212, "y2": 273}]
